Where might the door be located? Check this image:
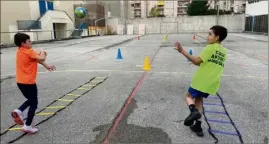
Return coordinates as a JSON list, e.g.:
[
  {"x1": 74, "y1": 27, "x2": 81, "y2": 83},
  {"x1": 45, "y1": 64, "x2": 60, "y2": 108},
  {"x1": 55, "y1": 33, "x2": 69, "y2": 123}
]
[
  {"x1": 39, "y1": 0, "x2": 47, "y2": 15},
  {"x1": 47, "y1": 1, "x2": 54, "y2": 10},
  {"x1": 53, "y1": 23, "x2": 56, "y2": 39}
]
